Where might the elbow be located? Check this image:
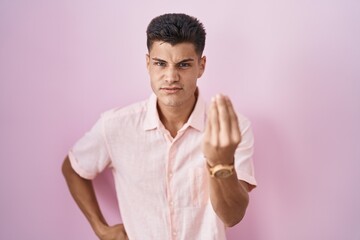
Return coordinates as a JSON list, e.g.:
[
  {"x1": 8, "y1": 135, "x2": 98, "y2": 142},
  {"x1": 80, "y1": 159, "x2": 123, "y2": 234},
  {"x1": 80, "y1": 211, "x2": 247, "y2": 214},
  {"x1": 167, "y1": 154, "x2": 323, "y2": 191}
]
[
  {"x1": 224, "y1": 219, "x2": 241, "y2": 228},
  {"x1": 225, "y1": 221, "x2": 239, "y2": 228},
  {"x1": 61, "y1": 155, "x2": 72, "y2": 178},
  {"x1": 223, "y1": 211, "x2": 246, "y2": 228},
  {"x1": 223, "y1": 196, "x2": 249, "y2": 227}
]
